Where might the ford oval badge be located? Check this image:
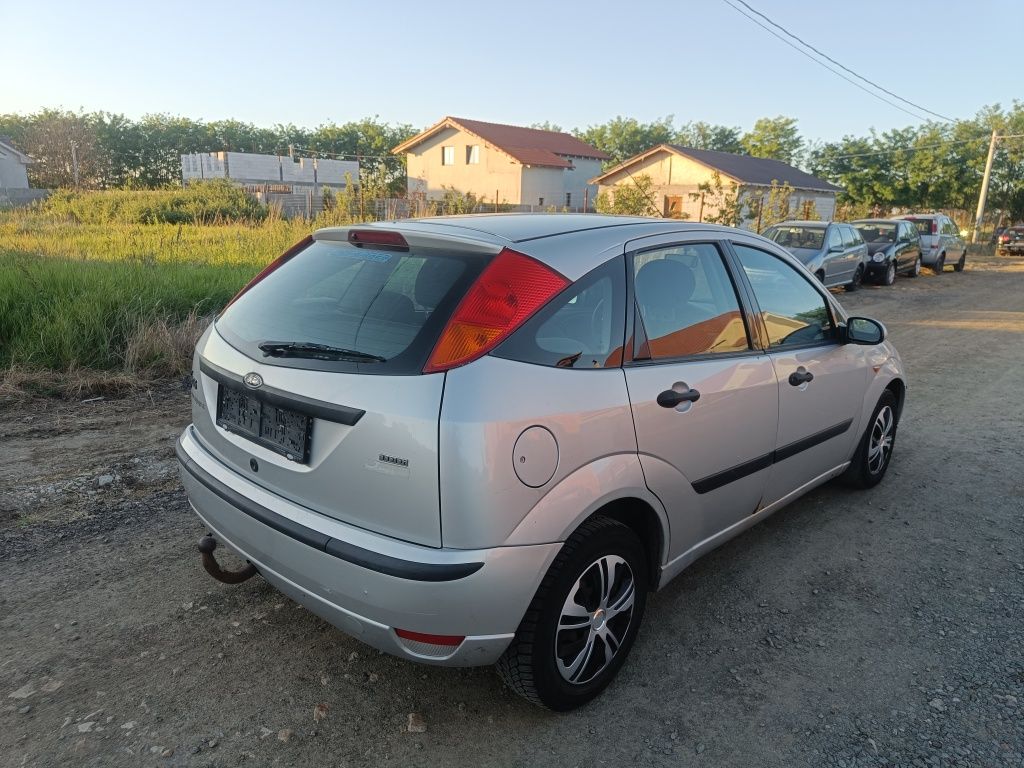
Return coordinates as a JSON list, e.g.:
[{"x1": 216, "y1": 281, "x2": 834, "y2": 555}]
[{"x1": 243, "y1": 372, "x2": 263, "y2": 389}]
